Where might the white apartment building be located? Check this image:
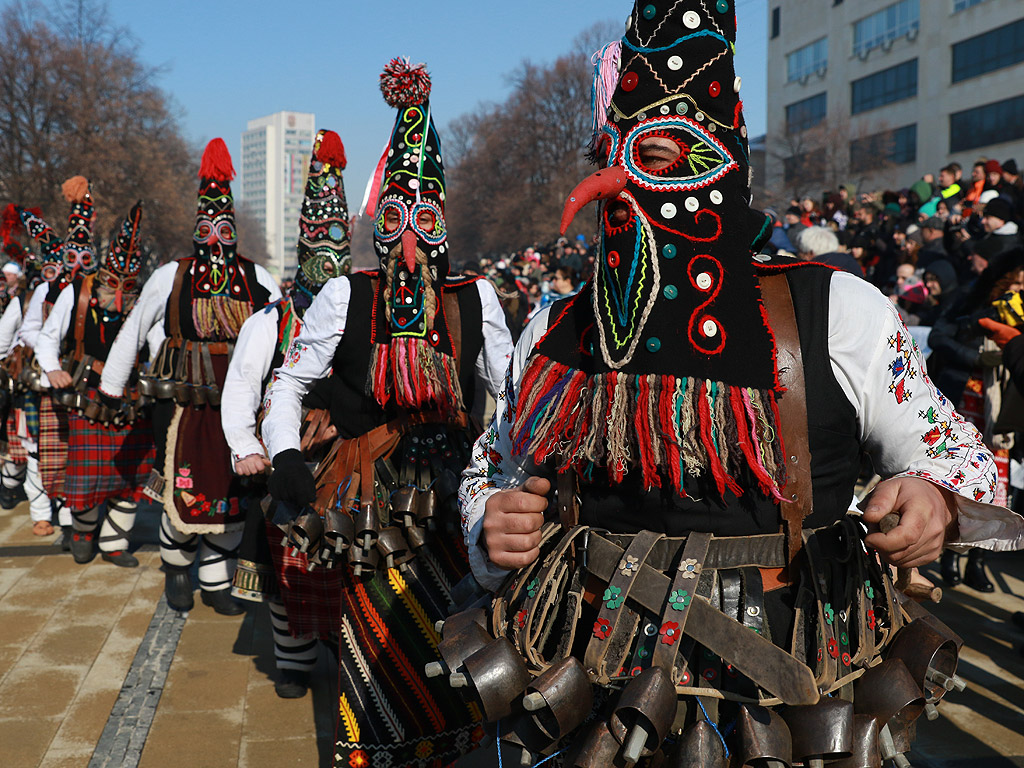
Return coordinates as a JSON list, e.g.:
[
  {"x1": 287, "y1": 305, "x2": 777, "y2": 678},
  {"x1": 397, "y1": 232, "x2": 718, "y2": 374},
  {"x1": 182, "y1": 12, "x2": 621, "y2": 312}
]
[
  {"x1": 765, "y1": 0, "x2": 1024, "y2": 199},
  {"x1": 238, "y1": 111, "x2": 316, "y2": 279}
]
